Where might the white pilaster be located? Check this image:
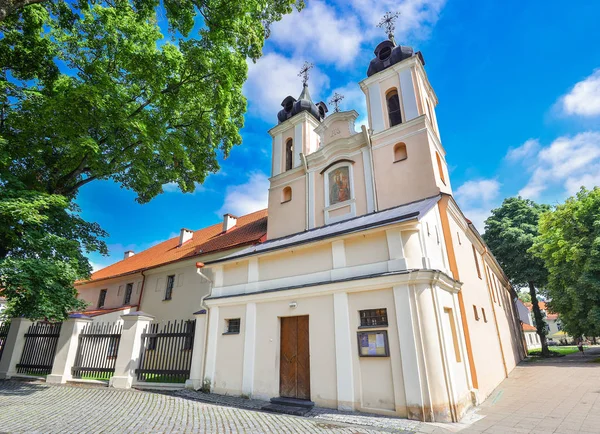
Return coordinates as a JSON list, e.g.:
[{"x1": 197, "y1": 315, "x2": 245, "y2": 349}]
[
  {"x1": 185, "y1": 310, "x2": 208, "y2": 390},
  {"x1": 247, "y1": 258, "x2": 259, "y2": 292},
  {"x1": 272, "y1": 134, "x2": 282, "y2": 177},
  {"x1": 241, "y1": 302, "x2": 257, "y2": 397},
  {"x1": 109, "y1": 312, "x2": 154, "y2": 389},
  {"x1": 393, "y1": 284, "x2": 428, "y2": 421},
  {"x1": 294, "y1": 123, "x2": 303, "y2": 168},
  {"x1": 386, "y1": 229, "x2": 408, "y2": 271},
  {"x1": 418, "y1": 223, "x2": 432, "y2": 268},
  {"x1": 333, "y1": 292, "x2": 354, "y2": 411},
  {"x1": 361, "y1": 147, "x2": 375, "y2": 213},
  {"x1": 399, "y1": 68, "x2": 419, "y2": 121},
  {"x1": 0, "y1": 317, "x2": 33, "y2": 379},
  {"x1": 213, "y1": 266, "x2": 223, "y2": 288},
  {"x1": 308, "y1": 171, "x2": 315, "y2": 229},
  {"x1": 331, "y1": 240, "x2": 346, "y2": 269},
  {"x1": 367, "y1": 82, "x2": 384, "y2": 132},
  {"x1": 204, "y1": 306, "x2": 220, "y2": 392},
  {"x1": 47, "y1": 314, "x2": 93, "y2": 384}
]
